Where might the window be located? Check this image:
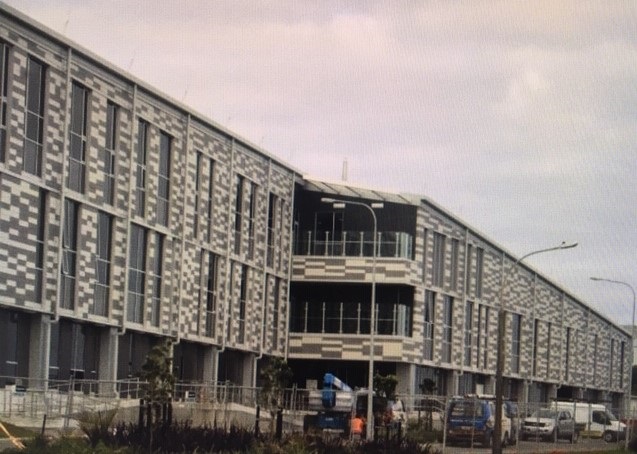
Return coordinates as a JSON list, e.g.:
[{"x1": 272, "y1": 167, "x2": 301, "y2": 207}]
[
  {"x1": 0, "y1": 43, "x2": 9, "y2": 161},
  {"x1": 68, "y1": 83, "x2": 88, "y2": 193},
  {"x1": 620, "y1": 341, "x2": 625, "y2": 389},
  {"x1": 135, "y1": 120, "x2": 148, "y2": 217},
  {"x1": 477, "y1": 304, "x2": 489, "y2": 368},
  {"x1": 546, "y1": 322, "x2": 552, "y2": 377},
  {"x1": 450, "y1": 239, "x2": 459, "y2": 291},
  {"x1": 149, "y1": 233, "x2": 163, "y2": 326},
  {"x1": 205, "y1": 157, "x2": 214, "y2": 242},
  {"x1": 475, "y1": 248, "x2": 484, "y2": 298},
  {"x1": 203, "y1": 251, "x2": 218, "y2": 337},
  {"x1": 127, "y1": 224, "x2": 147, "y2": 323},
  {"x1": 24, "y1": 57, "x2": 45, "y2": 176},
  {"x1": 441, "y1": 295, "x2": 453, "y2": 363},
  {"x1": 593, "y1": 334, "x2": 598, "y2": 384},
  {"x1": 238, "y1": 265, "x2": 248, "y2": 343},
  {"x1": 564, "y1": 327, "x2": 571, "y2": 381},
  {"x1": 60, "y1": 199, "x2": 79, "y2": 309},
  {"x1": 464, "y1": 300, "x2": 473, "y2": 366},
  {"x1": 102, "y1": 102, "x2": 117, "y2": 205},
  {"x1": 466, "y1": 244, "x2": 472, "y2": 292},
  {"x1": 432, "y1": 232, "x2": 446, "y2": 287},
  {"x1": 234, "y1": 175, "x2": 244, "y2": 254},
  {"x1": 34, "y1": 189, "x2": 47, "y2": 303},
  {"x1": 272, "y1": 277, "x2": 281, "y2": 350},
  {"x1": 511, "y1": 313, "x2": 521, "y2": 373},
  {"x1": 422, "y1": 228, "x2": 428, "y2": 282},
  {"x1": 609, "y1": 338, "x2": 615, "y2": 388},
  {"x1": 157, "y1": 132, "x2": 171, "y2": 226},
  {"x1": 423, "y1": 291, "x2": 435, "y2": 361},
  {"x1": 247, "y1": 183, "x2": 257, "y2": 259},
  {"x1": 193, "y1": 151, "x2": 202, "y2": 239},
  {"x1": 267, "y1": 192, "x2": 277, "y2": 267},
  {"x1": 94, "y1": 211, "x2": 112, "y2": 316},
  {"x1": 532, "y1": 318, "x2": 539, "y2": 376}
]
